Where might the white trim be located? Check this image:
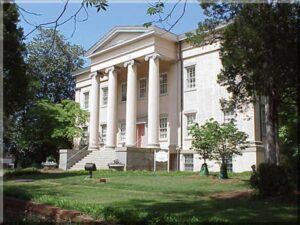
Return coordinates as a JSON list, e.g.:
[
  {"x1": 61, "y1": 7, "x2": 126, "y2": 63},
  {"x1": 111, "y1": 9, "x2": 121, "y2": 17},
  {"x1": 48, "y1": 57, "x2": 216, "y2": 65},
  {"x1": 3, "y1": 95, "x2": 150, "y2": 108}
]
[
  {"x1": 184, "y1": 109, "x2": 198, "y2": 115},
  {"x1": 88, "y1": 32, "x2": 154, "y2": 58},
  {"x1": 86, "y1": 26, "x2": 150, "y2": 56},
  {"x1": 91, "y1": 45, "x2": 155, "y2": 72}
]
